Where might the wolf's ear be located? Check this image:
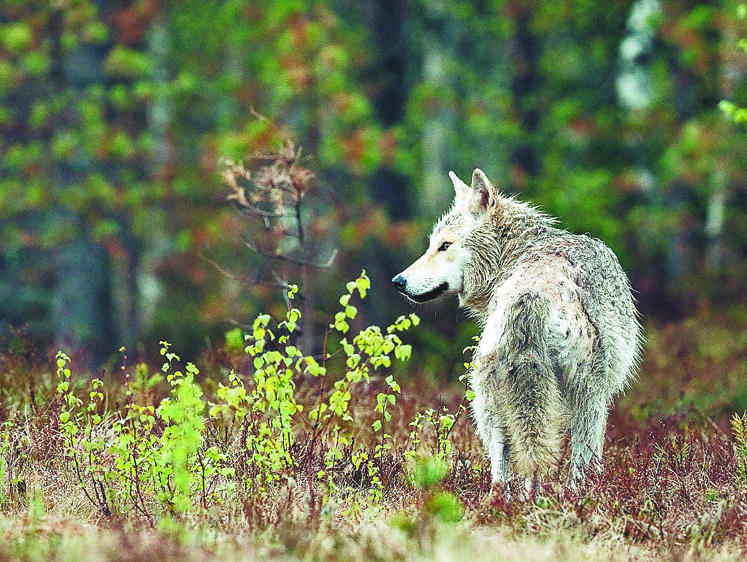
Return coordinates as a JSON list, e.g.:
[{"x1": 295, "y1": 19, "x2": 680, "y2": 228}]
[
  {"x1": 469, "y1": 168, "x2": 498, "y2": 213},
  {"x1": 449, "y1": 170, "x2": 469, "y2": 194},
  {"x1": 448, "y1": 170, "x2": 471, "y2": 207}
]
